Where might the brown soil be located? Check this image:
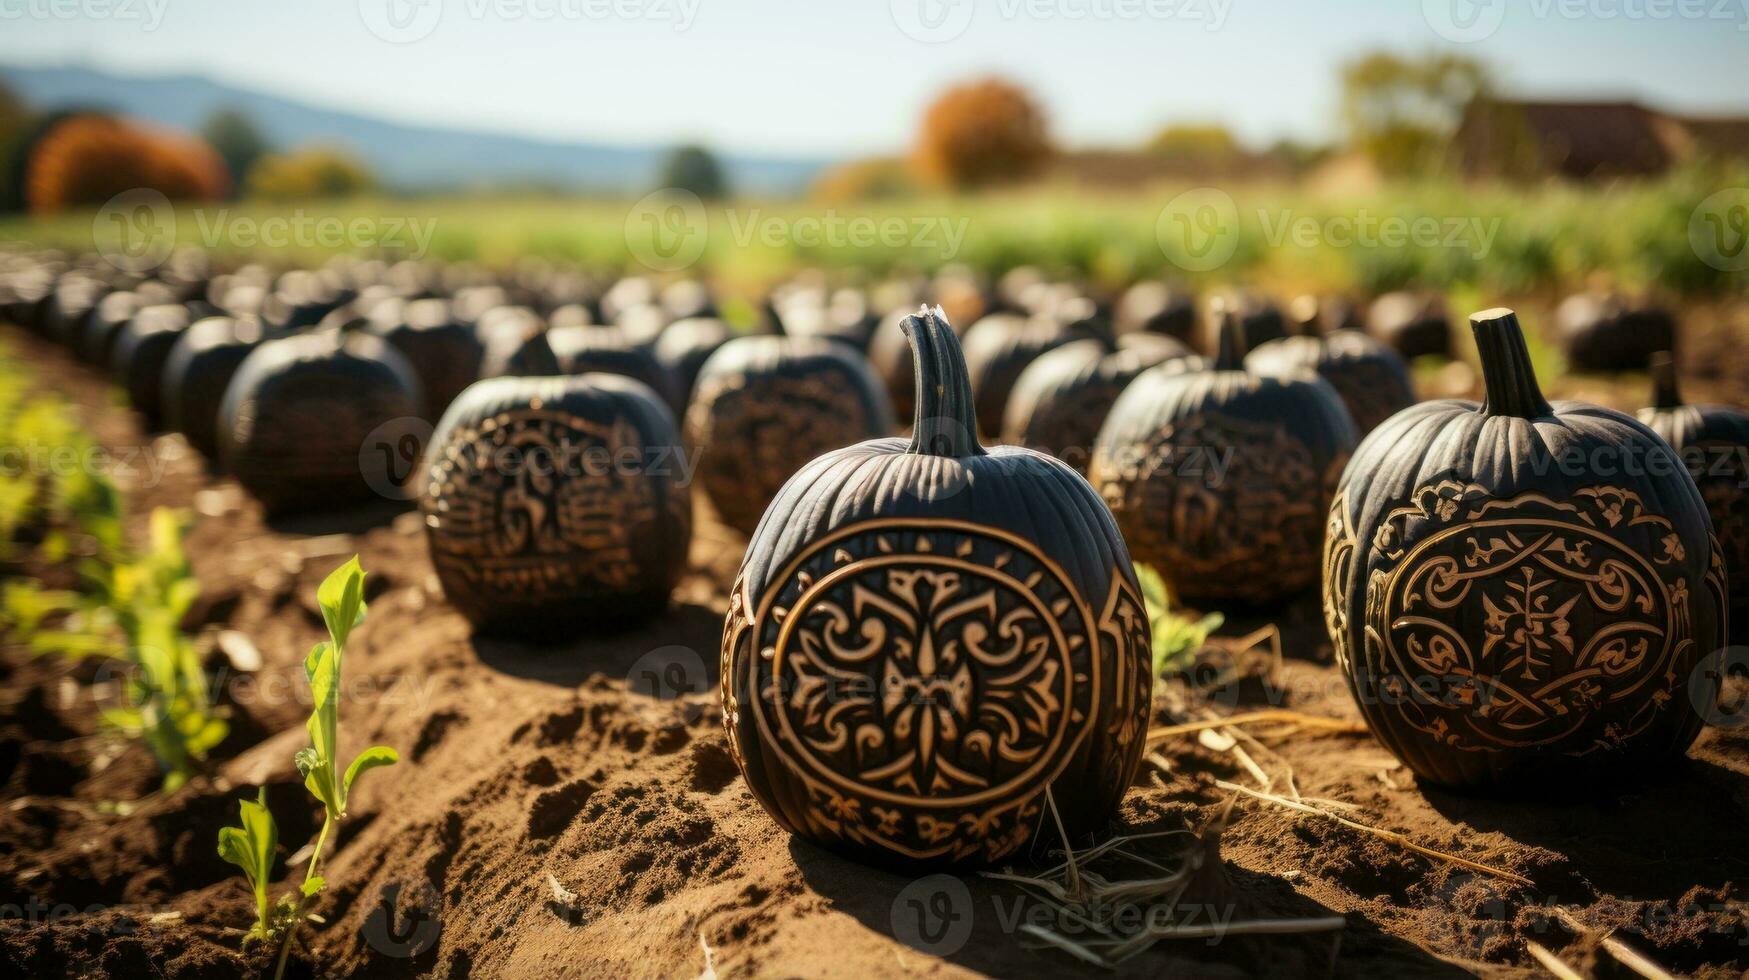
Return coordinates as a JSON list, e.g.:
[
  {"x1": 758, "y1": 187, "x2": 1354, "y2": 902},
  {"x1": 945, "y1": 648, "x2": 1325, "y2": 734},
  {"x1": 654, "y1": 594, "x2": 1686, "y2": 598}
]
[{"x1": 3, "y1": 308, "x2": 1748, "y2": 979}]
